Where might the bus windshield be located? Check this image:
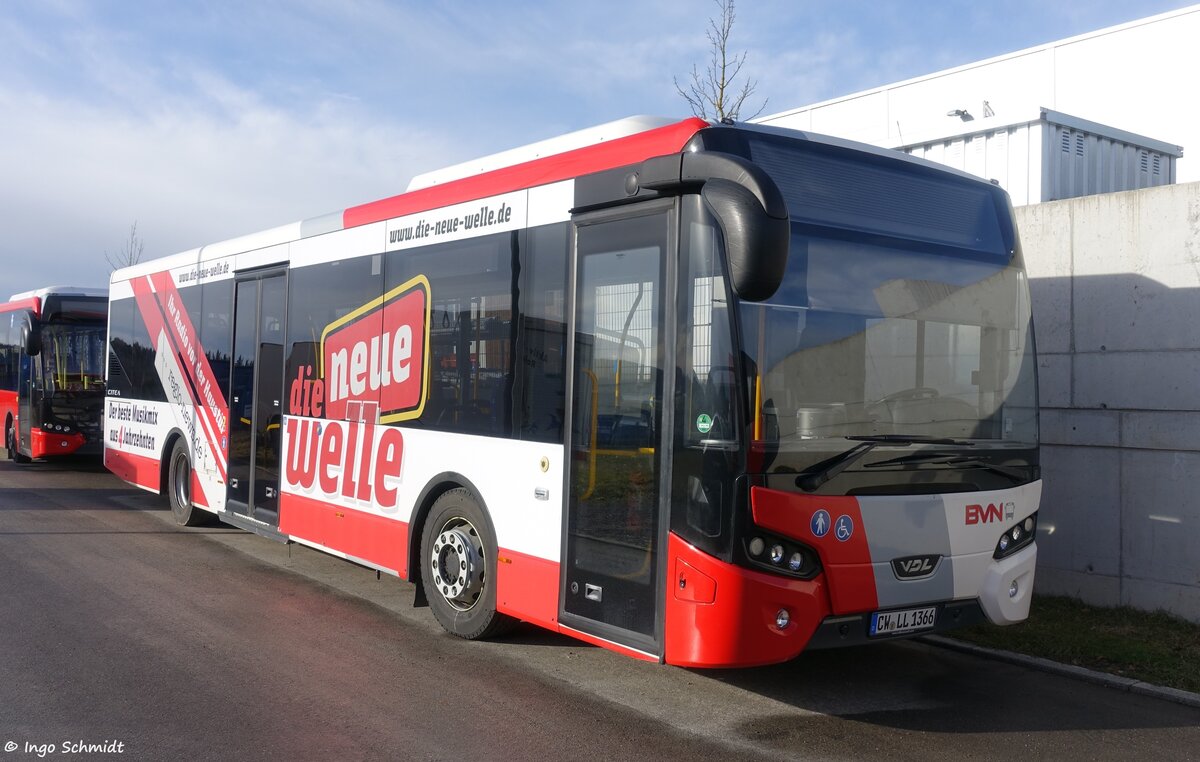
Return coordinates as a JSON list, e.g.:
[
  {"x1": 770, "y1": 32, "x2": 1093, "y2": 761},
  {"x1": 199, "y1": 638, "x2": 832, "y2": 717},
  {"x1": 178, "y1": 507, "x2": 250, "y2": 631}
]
[
  {"x1": 740, "y1": 228, "x2": 1038, "y2": 455},
  {"x1": 719, "y1": 129, "x2": 1039, "y2": 472},
  {"x1": 40, "y1": 322, "x2": 107, "y2": 395}
]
